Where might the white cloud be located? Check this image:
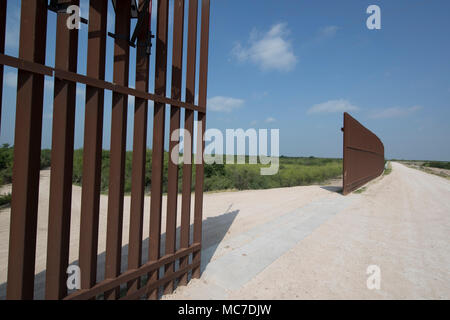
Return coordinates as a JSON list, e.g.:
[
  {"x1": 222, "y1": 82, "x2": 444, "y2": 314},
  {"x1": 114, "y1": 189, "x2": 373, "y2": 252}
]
[
  {"x1": 265, "y1": 117, "x2": 276, "y2": 123},
  {"x1": 308, "y1": 99, "x2": 360, "y2": 114},
  {"x1": 318, "y1": 25, "x2": 340, "y2": 38},
  {"x1": 232, "y1": 23, "x2": 298, "y2": 72},
  {"x1": 369, "y1": 106, "x2": 422, "y2": 119},
  {"x1": 208, "y1": 96, "x2": 244, "y2": 113}
]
